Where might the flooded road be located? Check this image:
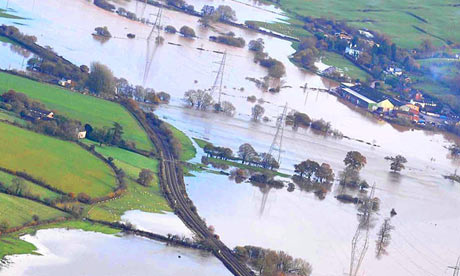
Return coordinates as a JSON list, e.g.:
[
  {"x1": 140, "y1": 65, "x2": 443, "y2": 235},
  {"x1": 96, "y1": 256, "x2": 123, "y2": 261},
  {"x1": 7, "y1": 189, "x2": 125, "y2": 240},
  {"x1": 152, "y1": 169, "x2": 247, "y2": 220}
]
[
  {"x1": 0, "y1": 228, "x2": 230, "y2": 276},
  {"x1": 1, "y1": 1, "x2": 460, "y2": 275}
]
